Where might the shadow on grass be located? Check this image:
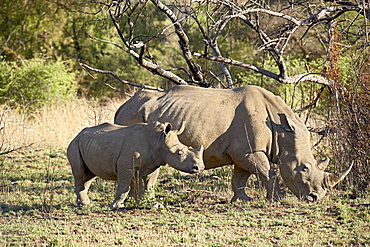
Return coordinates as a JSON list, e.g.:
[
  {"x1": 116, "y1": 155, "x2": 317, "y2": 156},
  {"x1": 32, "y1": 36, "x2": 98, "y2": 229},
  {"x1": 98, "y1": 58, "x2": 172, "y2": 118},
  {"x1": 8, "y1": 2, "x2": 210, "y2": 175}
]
[{"x1": 0, "y1": 202, "x2": 76, "y2": 214}]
